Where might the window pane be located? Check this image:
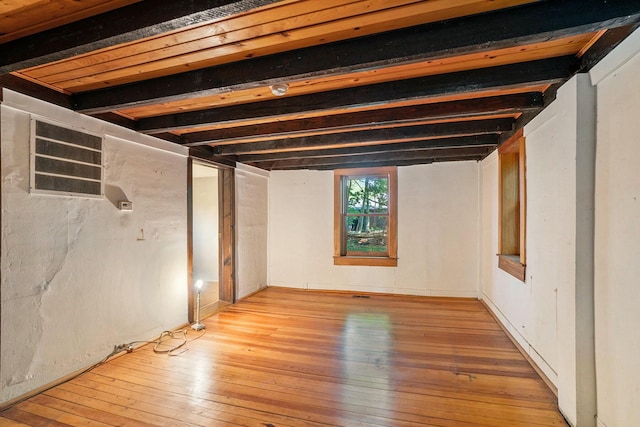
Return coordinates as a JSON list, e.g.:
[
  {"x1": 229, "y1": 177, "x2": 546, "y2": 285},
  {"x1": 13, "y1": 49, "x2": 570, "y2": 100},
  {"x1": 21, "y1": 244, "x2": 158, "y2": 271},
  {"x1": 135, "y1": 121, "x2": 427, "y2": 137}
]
[
  {"x1": 345, "y1": 216, "x2": 388, "y2": 254},
  {"x1": 334, "y1": 167, "x2": 397, "y2": 266},
  {"x1": 345, "y1": 176, "x2": 388, "y2": 215}
]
